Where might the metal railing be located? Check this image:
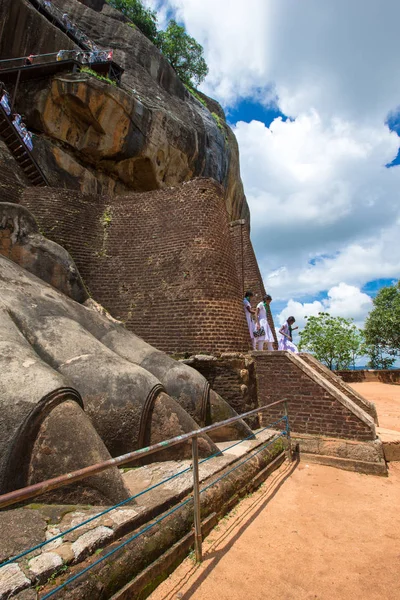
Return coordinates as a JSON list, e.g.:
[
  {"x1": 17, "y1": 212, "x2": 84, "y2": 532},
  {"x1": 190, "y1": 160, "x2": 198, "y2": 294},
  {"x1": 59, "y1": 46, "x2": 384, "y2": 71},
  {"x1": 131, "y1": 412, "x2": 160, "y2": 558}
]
[
  {"x1": 0, "y1": 50, "x2": 114, "y2": 72},
  {"x1": 0, "y1": 399, "x2": 291, "y2": 597},
  {"x1": 29, "y1": 0, "x2": 101, "y2": 53}
]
